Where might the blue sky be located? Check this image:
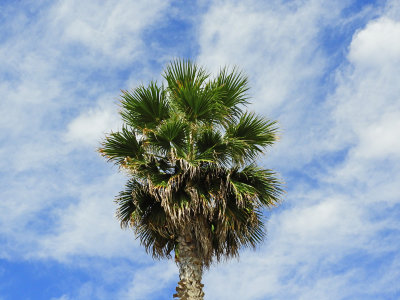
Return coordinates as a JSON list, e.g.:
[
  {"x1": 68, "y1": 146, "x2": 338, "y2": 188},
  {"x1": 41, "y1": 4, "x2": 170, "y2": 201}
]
[{"x1": 1, "y1": 0, "x2": 400, "y2": 299}]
